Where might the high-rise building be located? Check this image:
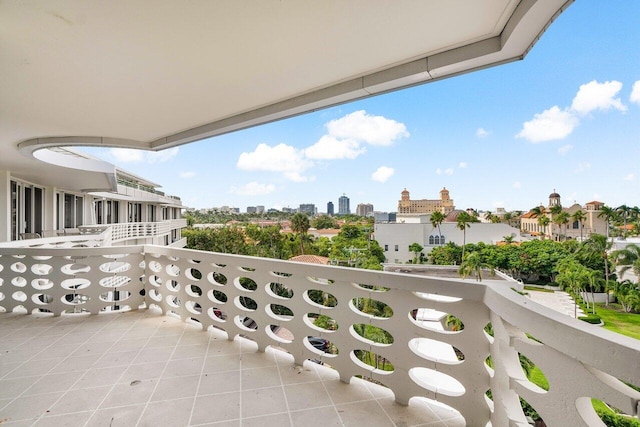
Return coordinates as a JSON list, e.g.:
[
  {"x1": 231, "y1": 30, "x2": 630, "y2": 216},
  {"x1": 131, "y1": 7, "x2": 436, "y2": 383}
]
[
  {"x1": 356, "y1": 203, "x2": 374, "y2": 217},
  {"x1": 299, "y1": 203, "x2": 316, "y2": 215},
  {"x1": 338, "y1": 194, "x2": 350, "y2": 215},
  {"x1": 327, "y1": 202, "x2": 334, "y2": 215},
  {"x1": 256, "y1": 206, "x2": 265, "y2": 214},
  {"x1": 246, "y1": 206, "x2": 257, "y2": 214}
]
